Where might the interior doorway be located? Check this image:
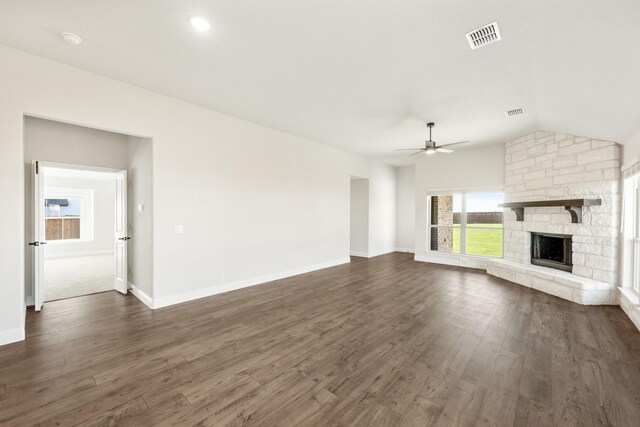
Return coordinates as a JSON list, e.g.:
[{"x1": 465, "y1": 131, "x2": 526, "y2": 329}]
[
  {"x1": 23, "y1": 115, "x2": 153, "y2": 311},
  {"x1": 32, "y1": 164, "x2": 128, "y2": 308},
  {"x1": 350, "y1": 176, "x2": 369, "y2": 257}
]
